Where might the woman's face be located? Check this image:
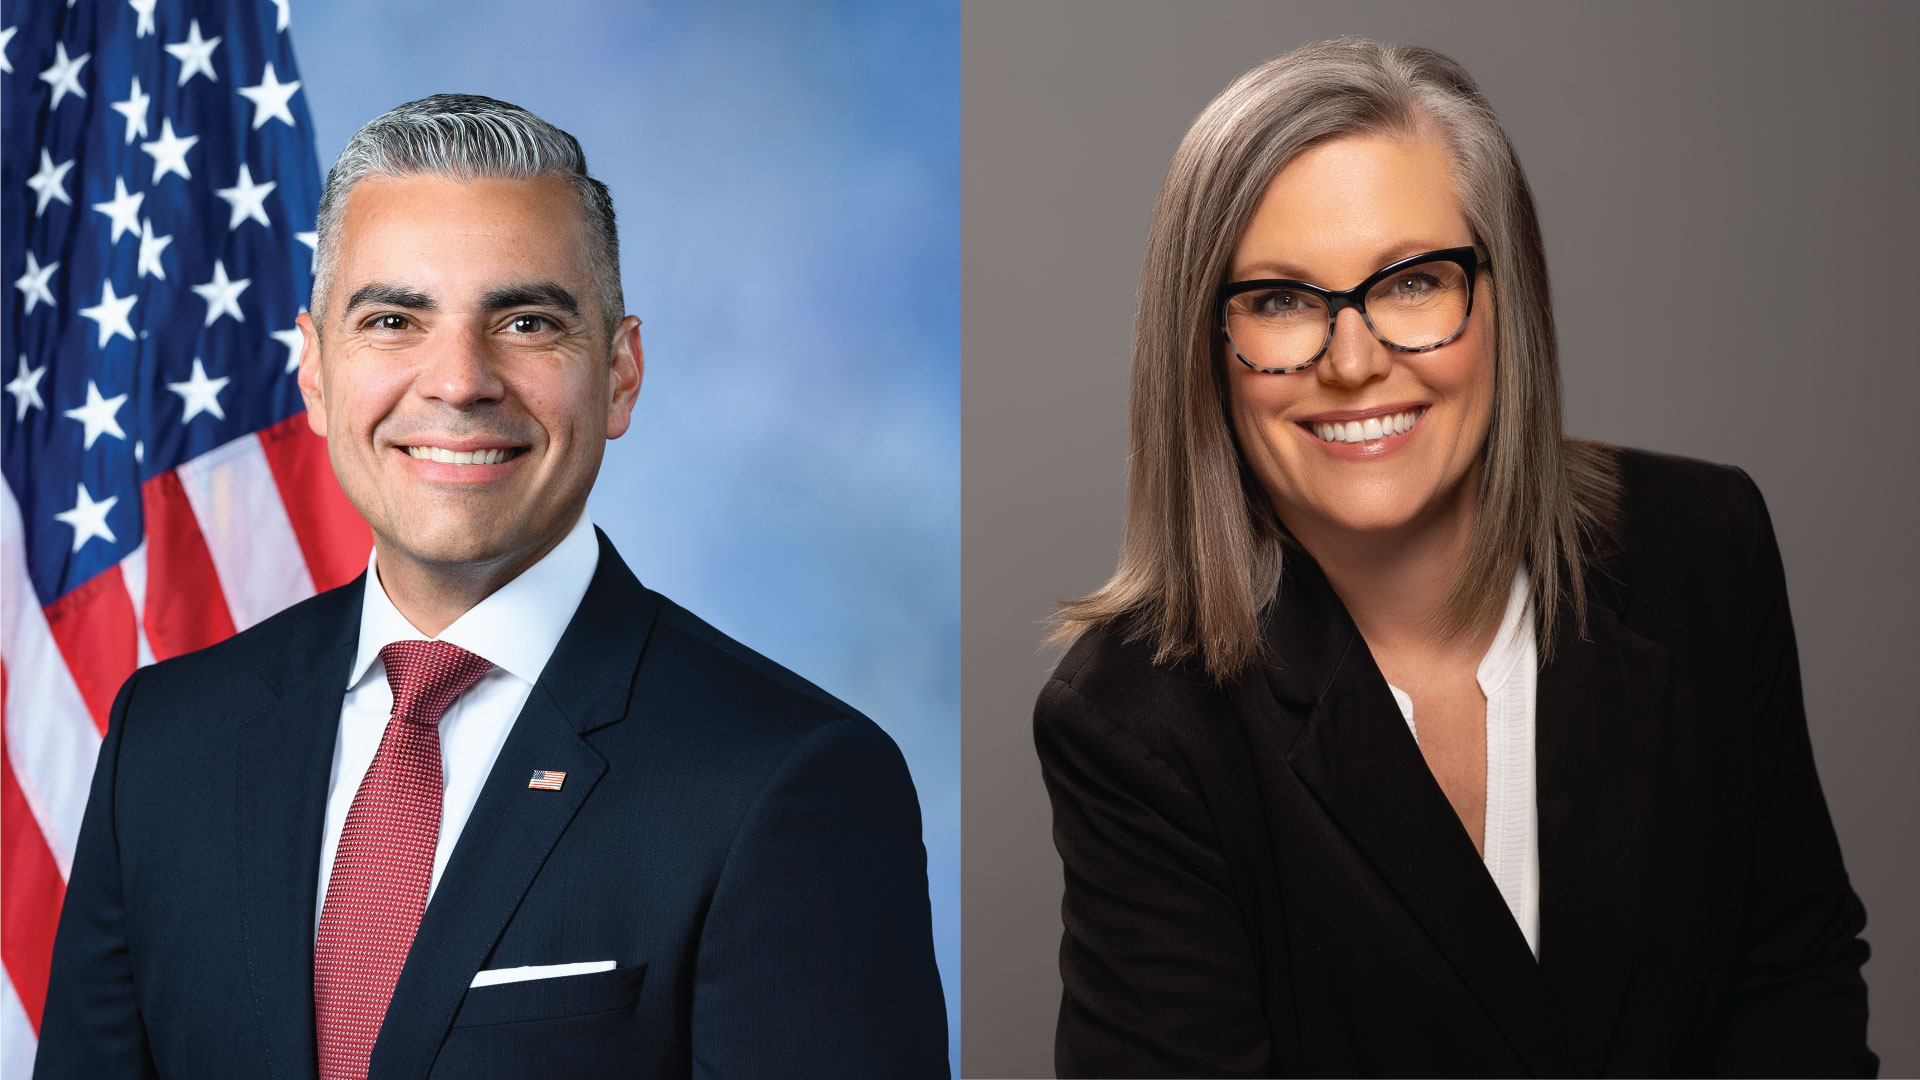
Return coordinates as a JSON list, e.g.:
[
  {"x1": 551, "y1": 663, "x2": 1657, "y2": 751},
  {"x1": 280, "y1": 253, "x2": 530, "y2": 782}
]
[{"x1": 1224, "y1": 132, "x2": 1494, "y2": 548}]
